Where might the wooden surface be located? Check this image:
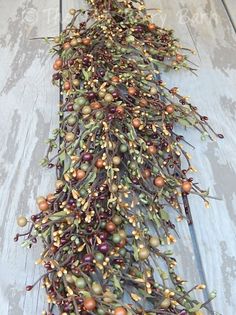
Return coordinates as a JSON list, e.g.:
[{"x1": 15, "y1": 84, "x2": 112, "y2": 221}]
[{"x1": 0, "y1": 1, "x2": 235, "y2": 314}]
